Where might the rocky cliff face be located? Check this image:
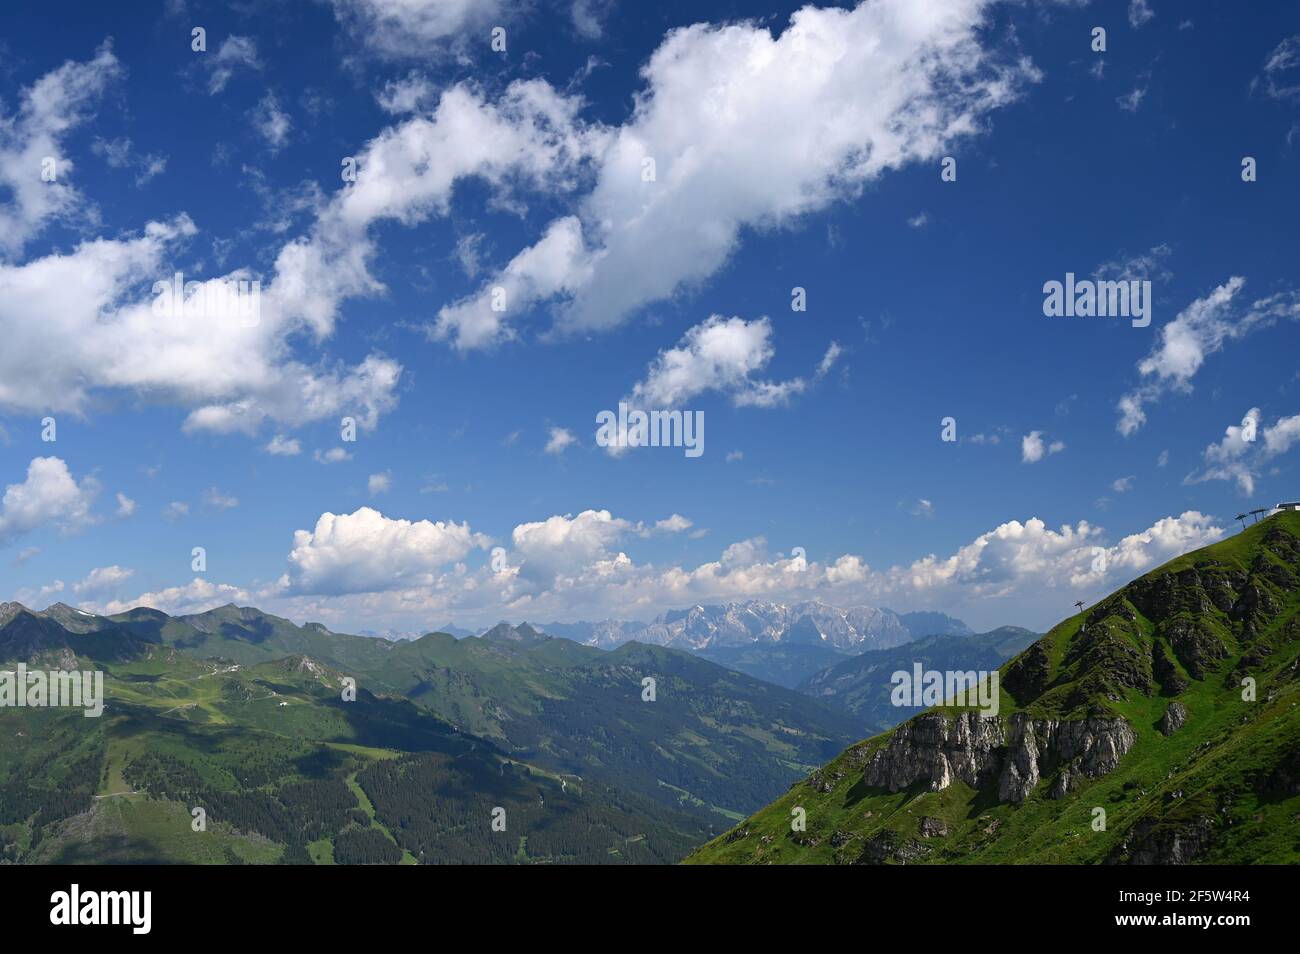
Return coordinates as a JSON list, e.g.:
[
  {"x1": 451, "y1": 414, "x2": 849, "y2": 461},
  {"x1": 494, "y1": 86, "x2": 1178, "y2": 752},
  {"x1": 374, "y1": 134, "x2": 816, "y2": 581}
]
[
  {"x1": 862, "y1": 711, "x2": 1004, "y2": 793},
  {"x1": 1000, "y1": 714, "x2": 1136, "y2": 802},
  {"x1": 862, "y1": 710, "x2": 1136, "y2": 805}
]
